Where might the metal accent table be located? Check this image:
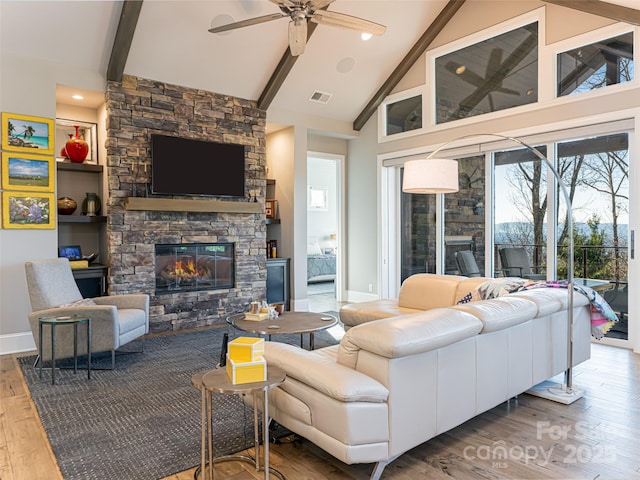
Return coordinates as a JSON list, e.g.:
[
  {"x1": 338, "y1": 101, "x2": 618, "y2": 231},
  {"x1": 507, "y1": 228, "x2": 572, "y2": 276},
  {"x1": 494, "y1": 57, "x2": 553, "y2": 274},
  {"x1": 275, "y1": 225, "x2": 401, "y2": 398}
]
[
  {"x1": 191, "y1": 366, "x2": 286, "y2": 480},
  {"x1": 227, "y1": 311, "x2": 337, "y2": 350},
  {"x1": 38, "y1": 315, "x2": 92, "y2": 385}
]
